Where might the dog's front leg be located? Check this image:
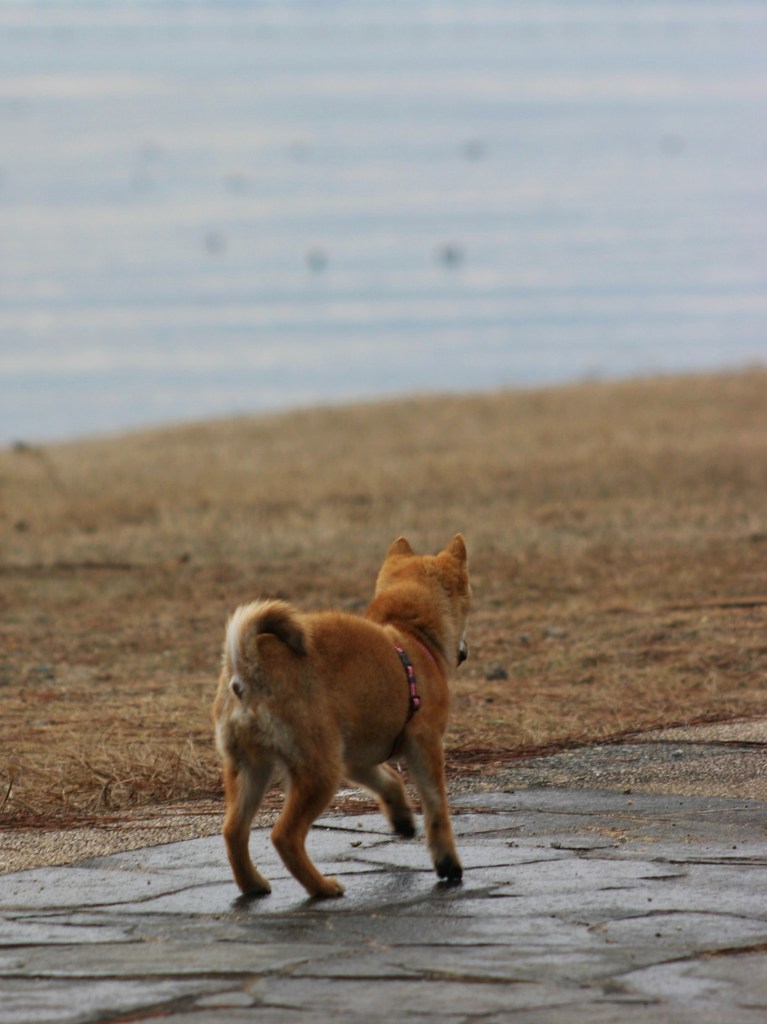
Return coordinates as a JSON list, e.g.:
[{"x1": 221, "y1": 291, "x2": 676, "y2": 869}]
[
  {"x1": 404, "y1": 737, "x2": 463, "y2": 883},
  {"x1": 346, "y1": 762, "x2": 416, "y2": 838}
]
